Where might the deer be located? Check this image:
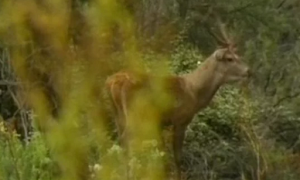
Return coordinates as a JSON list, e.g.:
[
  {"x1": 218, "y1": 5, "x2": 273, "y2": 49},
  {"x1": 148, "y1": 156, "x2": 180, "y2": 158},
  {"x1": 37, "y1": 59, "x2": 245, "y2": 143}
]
[{"x1": 105, "y1": 21, "x2": 251, "y2": 180}]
